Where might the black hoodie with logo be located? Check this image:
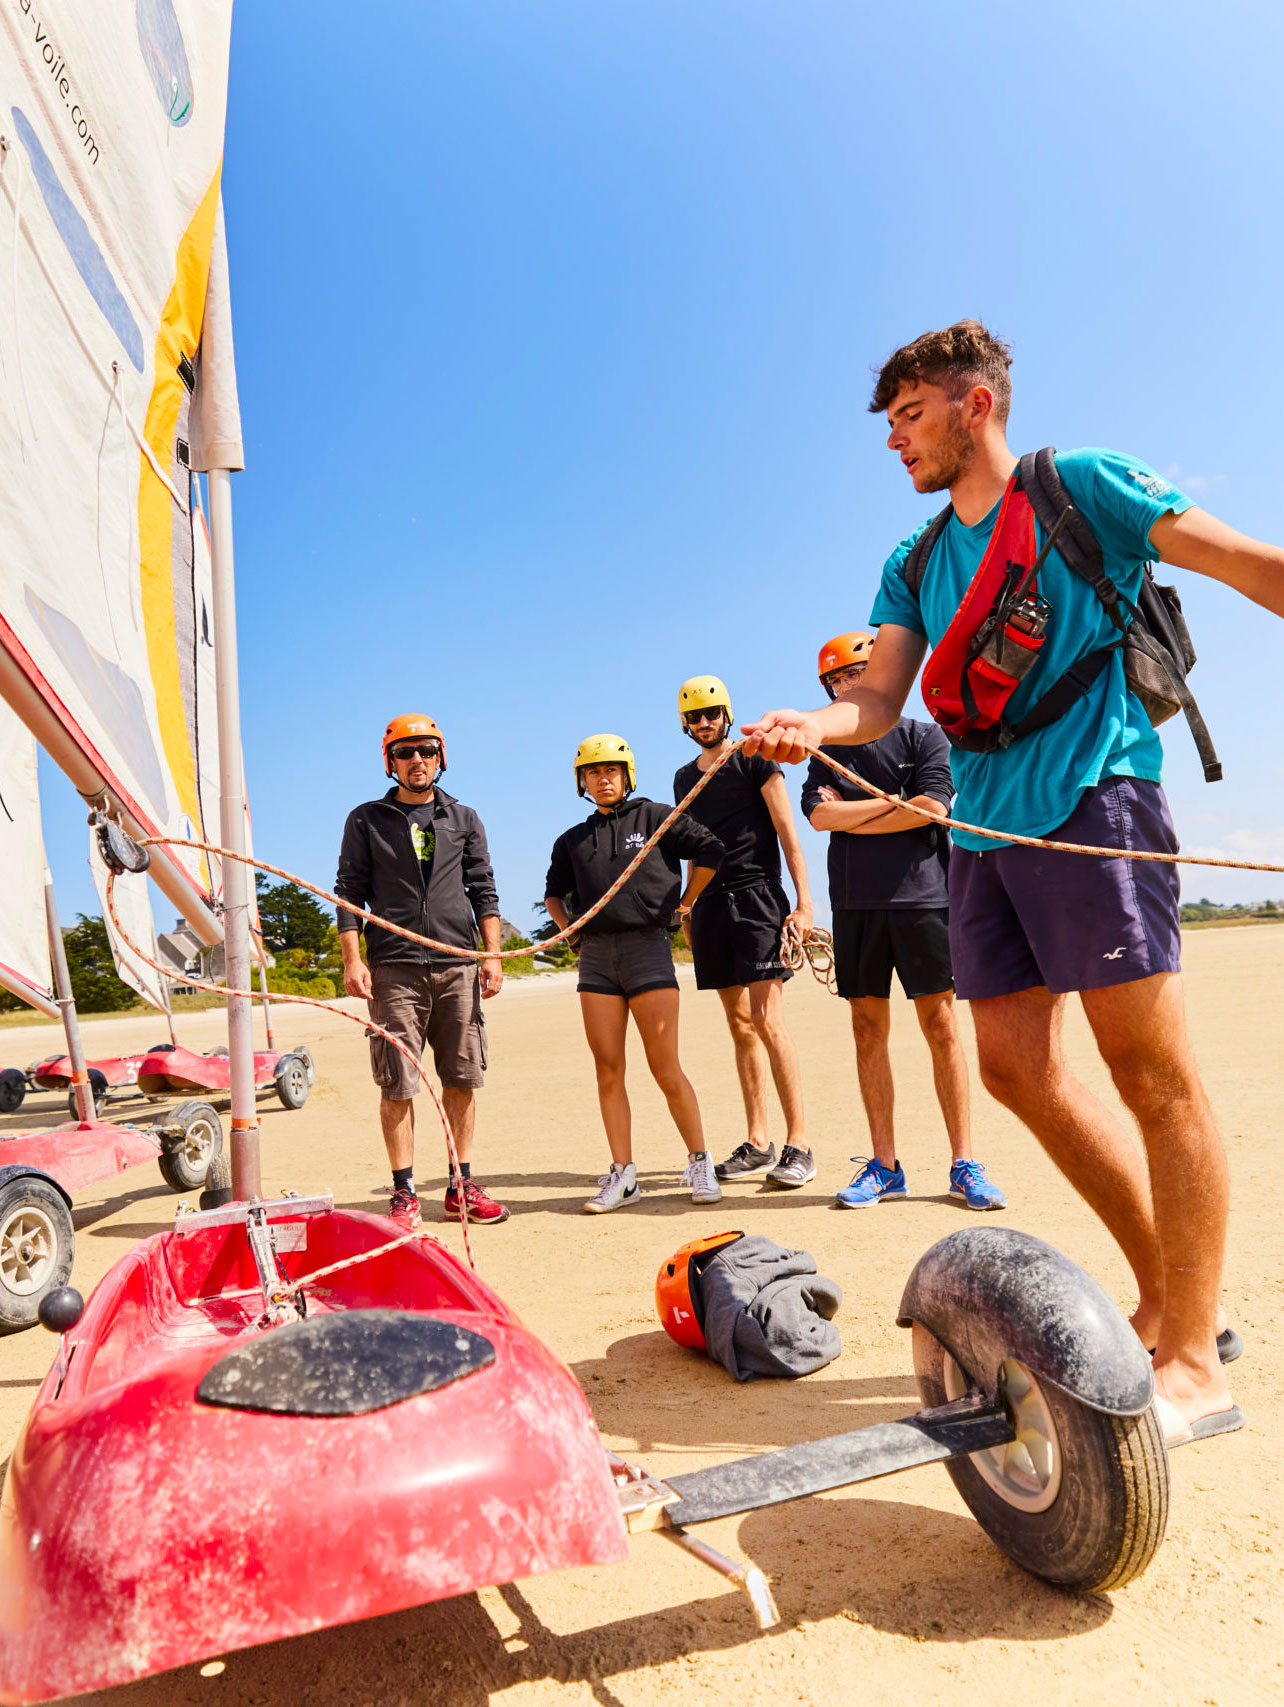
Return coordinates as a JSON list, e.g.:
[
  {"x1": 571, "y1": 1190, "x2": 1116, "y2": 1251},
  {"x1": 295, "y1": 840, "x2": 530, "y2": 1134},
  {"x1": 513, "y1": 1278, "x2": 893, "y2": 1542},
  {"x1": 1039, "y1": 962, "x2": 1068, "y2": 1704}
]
[{"x1": 545, "y1": 796, "x2": 725, "y2": 935}]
